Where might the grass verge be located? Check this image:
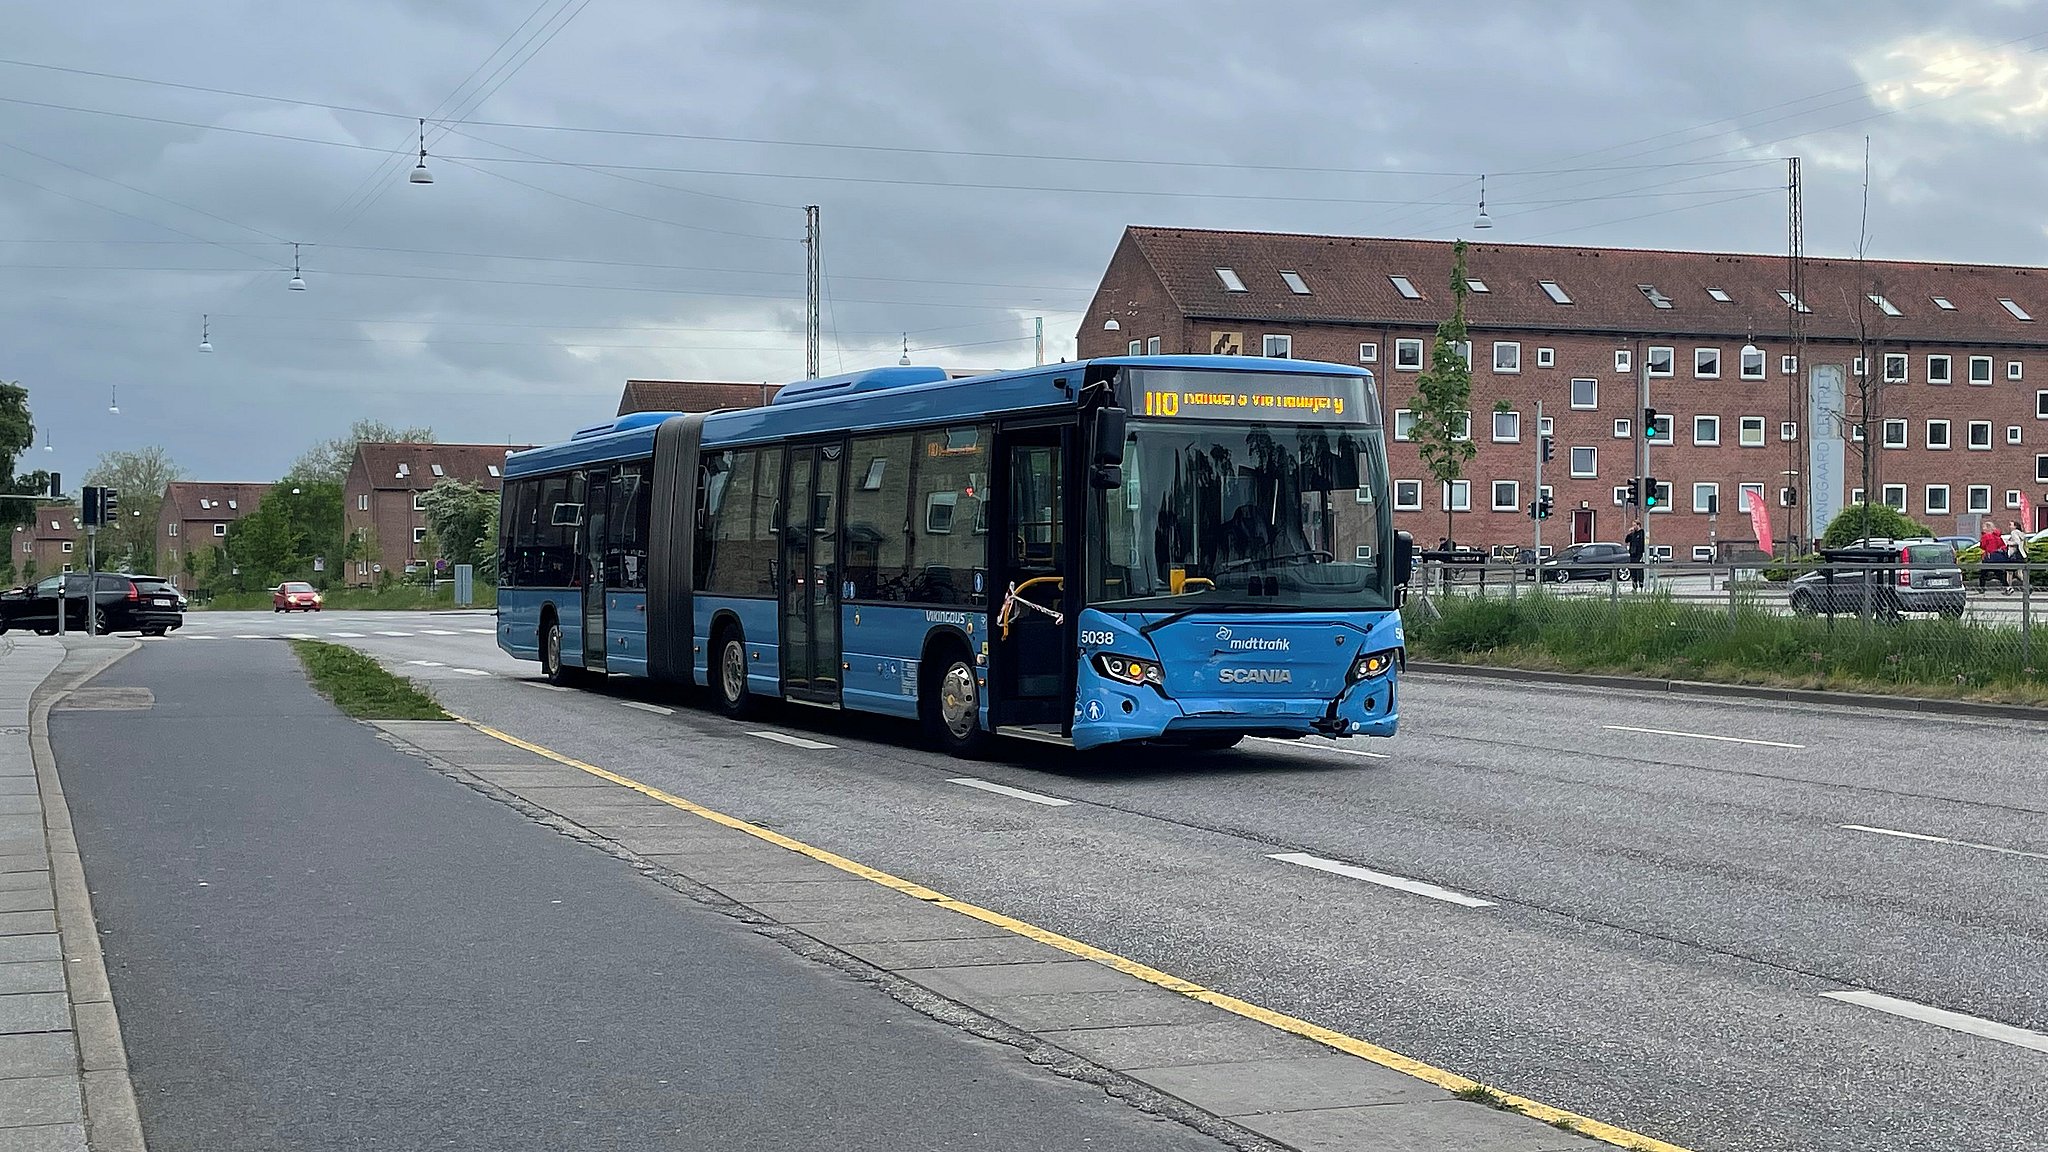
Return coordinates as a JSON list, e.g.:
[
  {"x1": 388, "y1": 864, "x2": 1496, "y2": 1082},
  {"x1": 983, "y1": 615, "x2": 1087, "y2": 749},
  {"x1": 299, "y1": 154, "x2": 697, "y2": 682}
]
[
  {"x1": 1405, "y1": 589, "x2": 2048, "y2": 707},
  {"x1": 197, "y1": 584, "x2": 498, "y2": 612},
  {"x1": 289, "y1": 639, "x2": 448, "y2": 720}
]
